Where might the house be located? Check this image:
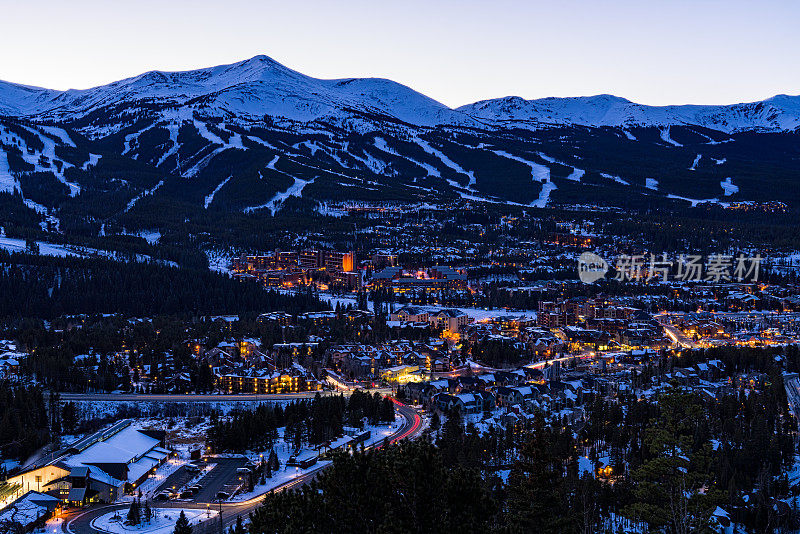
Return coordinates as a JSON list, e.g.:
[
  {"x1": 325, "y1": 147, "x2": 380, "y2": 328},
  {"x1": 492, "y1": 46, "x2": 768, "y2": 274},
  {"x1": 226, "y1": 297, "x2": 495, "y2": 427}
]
[
  {"x1": 429, "y1": 309, "x2": 470, "y2": 333},
  {"x1": 0, "y1": 351, "x2": 22, "y2": 378},
  {"x1": 496, "y1": 385, "x2": 538, "y2": 408},
  {"x1": 298, "y1": 311, "x2": 339, "y2": 325},
  {"x1": 403, "y1": 382, "x2": 428, "y2": 404},
  {"x1": 257, "y1": 311, "x2": 294, "y2": 326},
  {"x1": 7, "y1": 420, "x2": 171, "y2": 506},
  {"x1": 217, "y1": 367, "x2": 321, "y2": 394},
  {"x1": 435, "y1": 392, "x2": 495, "y2": 414},
  {"x1": 390, "y1": 307, "x2": 430, "y2": 323},
  {"x1": 381, "y1": 364, "x2": 420, "y2": 384}
]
